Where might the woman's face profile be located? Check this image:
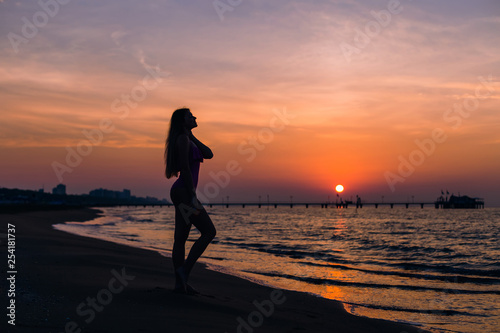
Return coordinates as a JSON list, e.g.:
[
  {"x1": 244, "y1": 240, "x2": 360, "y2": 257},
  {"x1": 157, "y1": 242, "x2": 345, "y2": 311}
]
[{"x1": 184, "y1": 111, "x2": 197, "y2": 130}]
